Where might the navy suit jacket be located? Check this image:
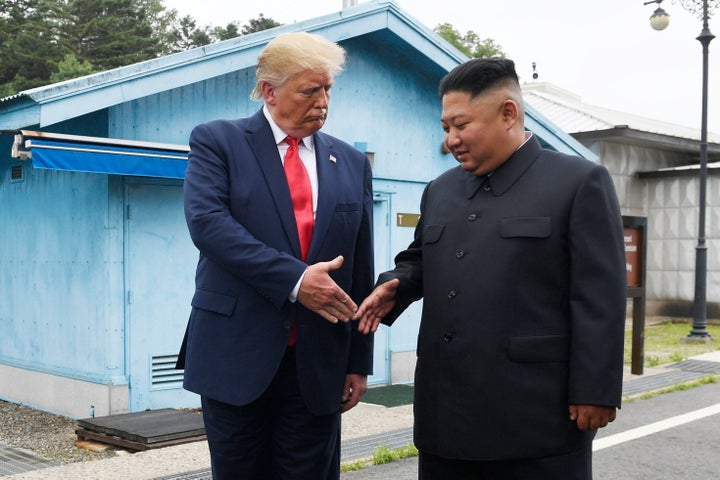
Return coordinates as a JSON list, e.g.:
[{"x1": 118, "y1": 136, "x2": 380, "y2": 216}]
[
  {"x1": 379, "y1": 135, "x2": 626, "y2": 460},
  {"x1": 178, "y1": 109, "x2": 374, "y2": 416}
]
